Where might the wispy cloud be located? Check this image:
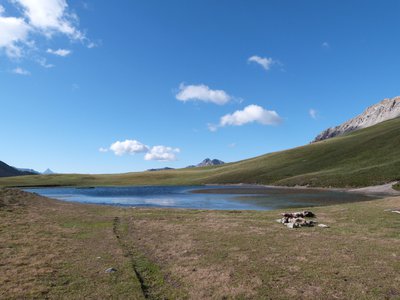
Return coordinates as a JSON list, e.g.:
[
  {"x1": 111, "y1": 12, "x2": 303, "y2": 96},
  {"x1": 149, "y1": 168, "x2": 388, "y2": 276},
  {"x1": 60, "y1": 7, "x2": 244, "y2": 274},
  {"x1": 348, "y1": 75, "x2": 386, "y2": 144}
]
[
  {"x1": 37, "y1": 57, "x2": 54, "y2": 68},
  {"x1": 322, "y1": 42, "x2": 330, "y2": 48},
  {"x1": 12, "y1": 67, "x2": 30, "y2": 75},
  {"x1": 309, "y1": 108, "x2": 318, "y2": 119},
  {"x1": 176, "y1": 83, "x2": 231, "y2": 105},
  {"x1": 209, "y1": 104, "x2": 282, "y2": 131},
  {"x1": 248, "y1": 55, "x2": 275, "y2": 71},
  {"x1": 71, "y1": 83, "x2": 79, "y2": 91},
  {"x1": 47, "y1": 48, "x2": 71, "y2": 57}
]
